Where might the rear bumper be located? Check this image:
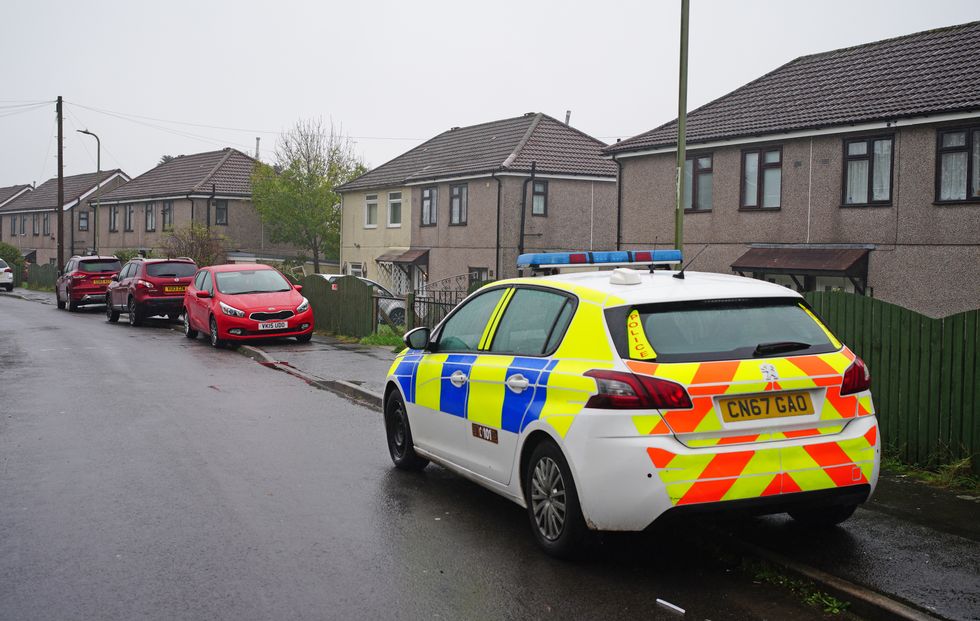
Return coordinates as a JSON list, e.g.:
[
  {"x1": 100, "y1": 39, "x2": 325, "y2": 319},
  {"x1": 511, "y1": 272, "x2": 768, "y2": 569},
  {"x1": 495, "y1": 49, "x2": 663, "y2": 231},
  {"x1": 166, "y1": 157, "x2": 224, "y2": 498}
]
[
  {"x1": 563, "y1": 411, "x2": 880, "y2": 531},
  {"x1": 137, "y1": 296, "x2": 185, "y2": 313}
]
